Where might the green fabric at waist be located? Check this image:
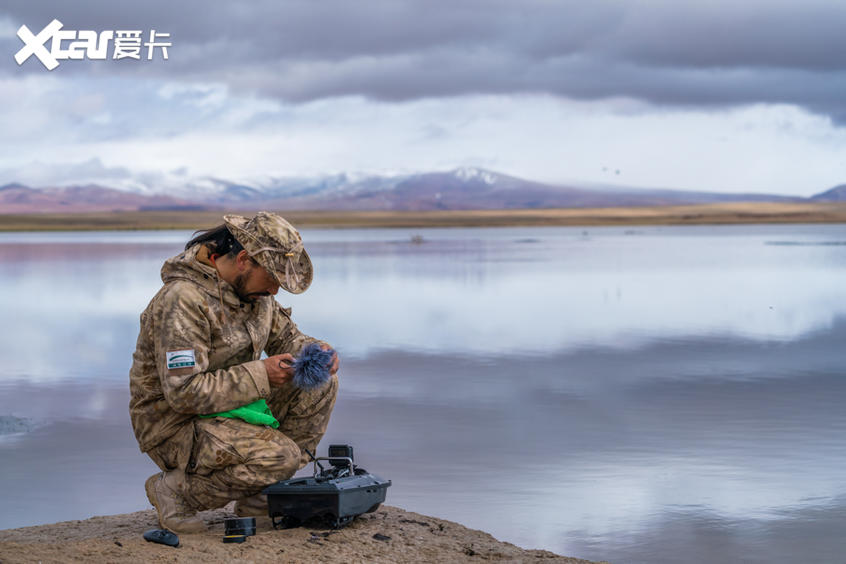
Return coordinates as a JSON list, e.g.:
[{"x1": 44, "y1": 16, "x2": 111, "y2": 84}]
[{"x1": 199, "y1": 399, "x2": 279, "y2": 428}]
